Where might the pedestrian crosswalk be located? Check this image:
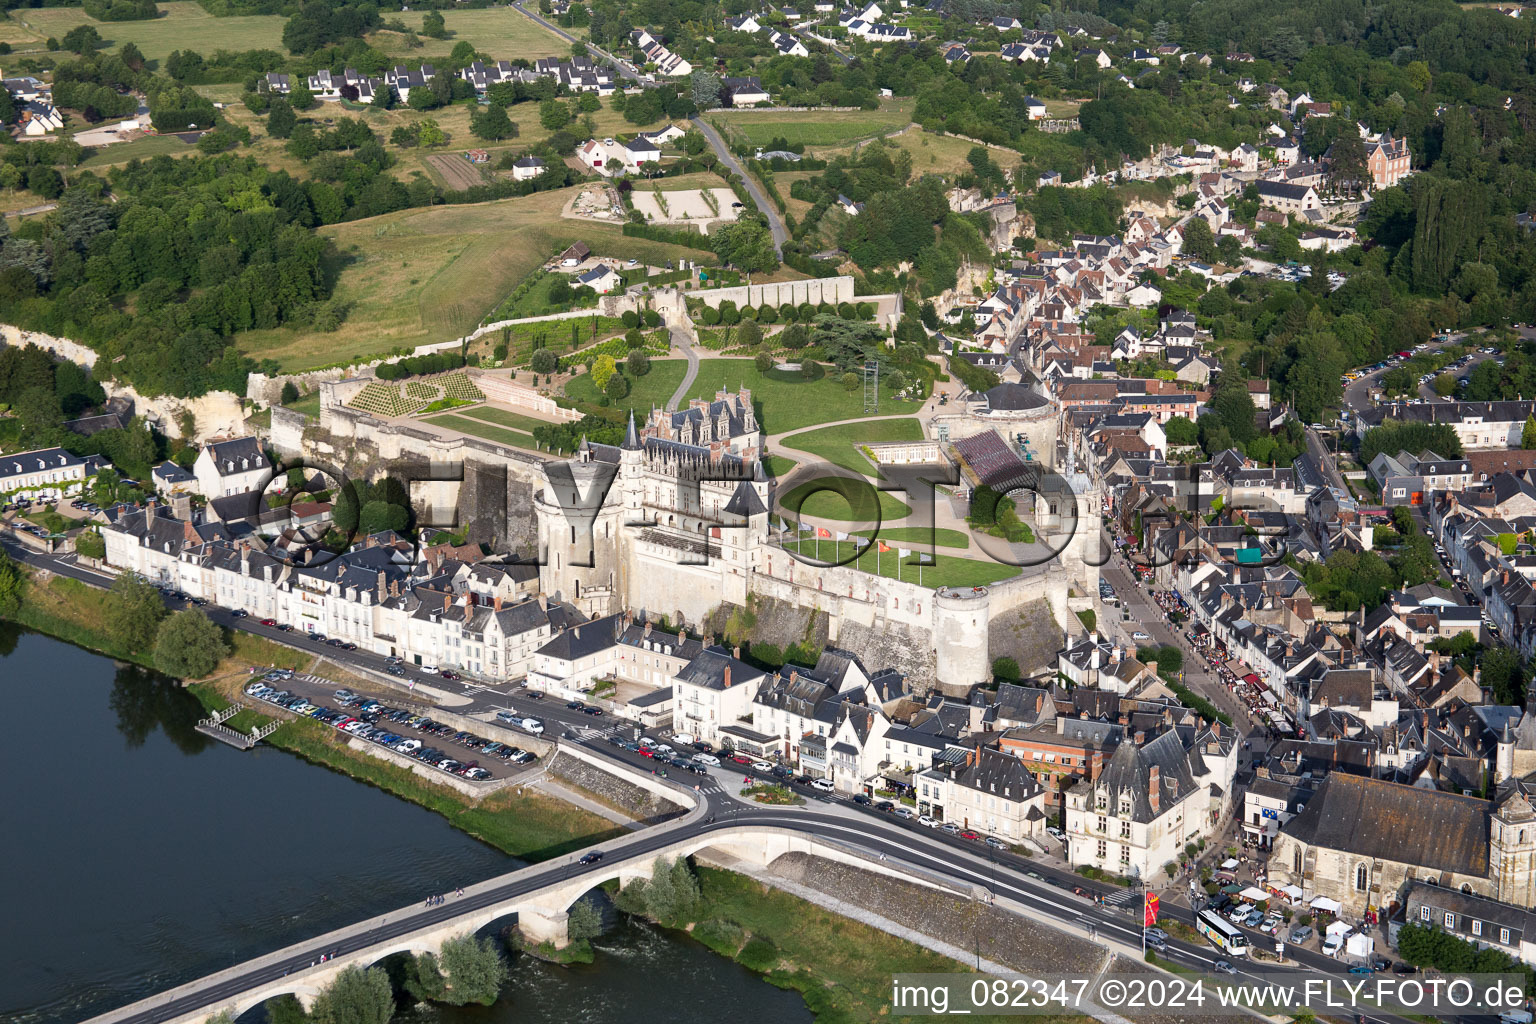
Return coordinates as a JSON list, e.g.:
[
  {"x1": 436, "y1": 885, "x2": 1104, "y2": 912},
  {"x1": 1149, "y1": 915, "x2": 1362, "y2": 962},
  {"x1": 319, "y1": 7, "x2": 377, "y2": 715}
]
[{"x1": 1100, "y1": 888, "x2": 1142, "y2": 908}]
